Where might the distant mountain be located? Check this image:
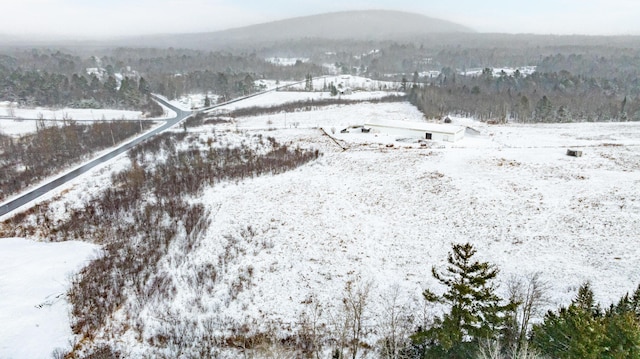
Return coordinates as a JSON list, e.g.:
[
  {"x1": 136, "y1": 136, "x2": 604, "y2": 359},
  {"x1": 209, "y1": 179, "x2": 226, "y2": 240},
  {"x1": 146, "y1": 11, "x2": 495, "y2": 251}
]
[
  {"x1": 215, "y1": 10, "x2": 472, "y2": 40},
  {"x1": 118, "y1": 10, "x2": 474, "y2": 49}
]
